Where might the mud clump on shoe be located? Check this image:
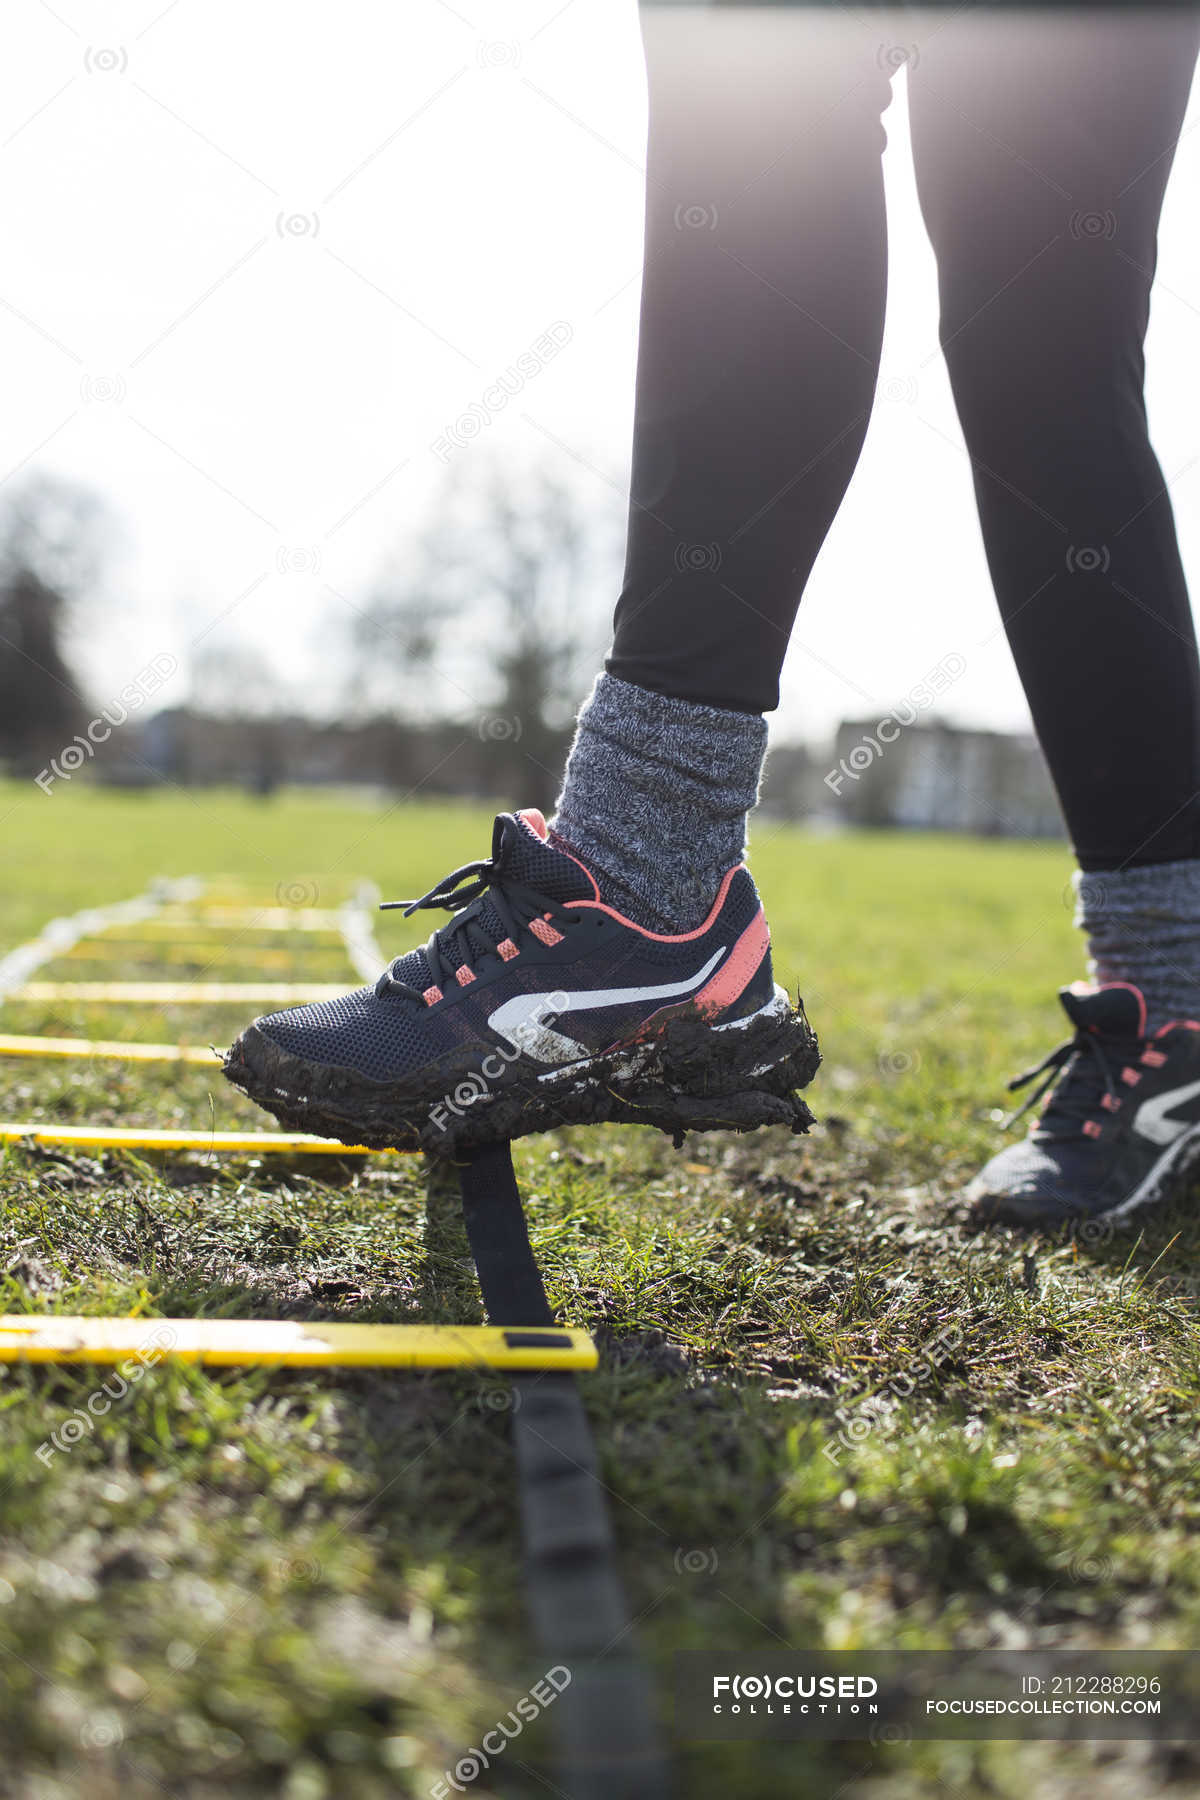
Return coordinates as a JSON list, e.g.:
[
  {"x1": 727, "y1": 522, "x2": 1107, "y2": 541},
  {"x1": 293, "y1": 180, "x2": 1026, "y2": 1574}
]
[{"x1": 224, "y1": 991, "x2": 820, "y2": 1159}]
